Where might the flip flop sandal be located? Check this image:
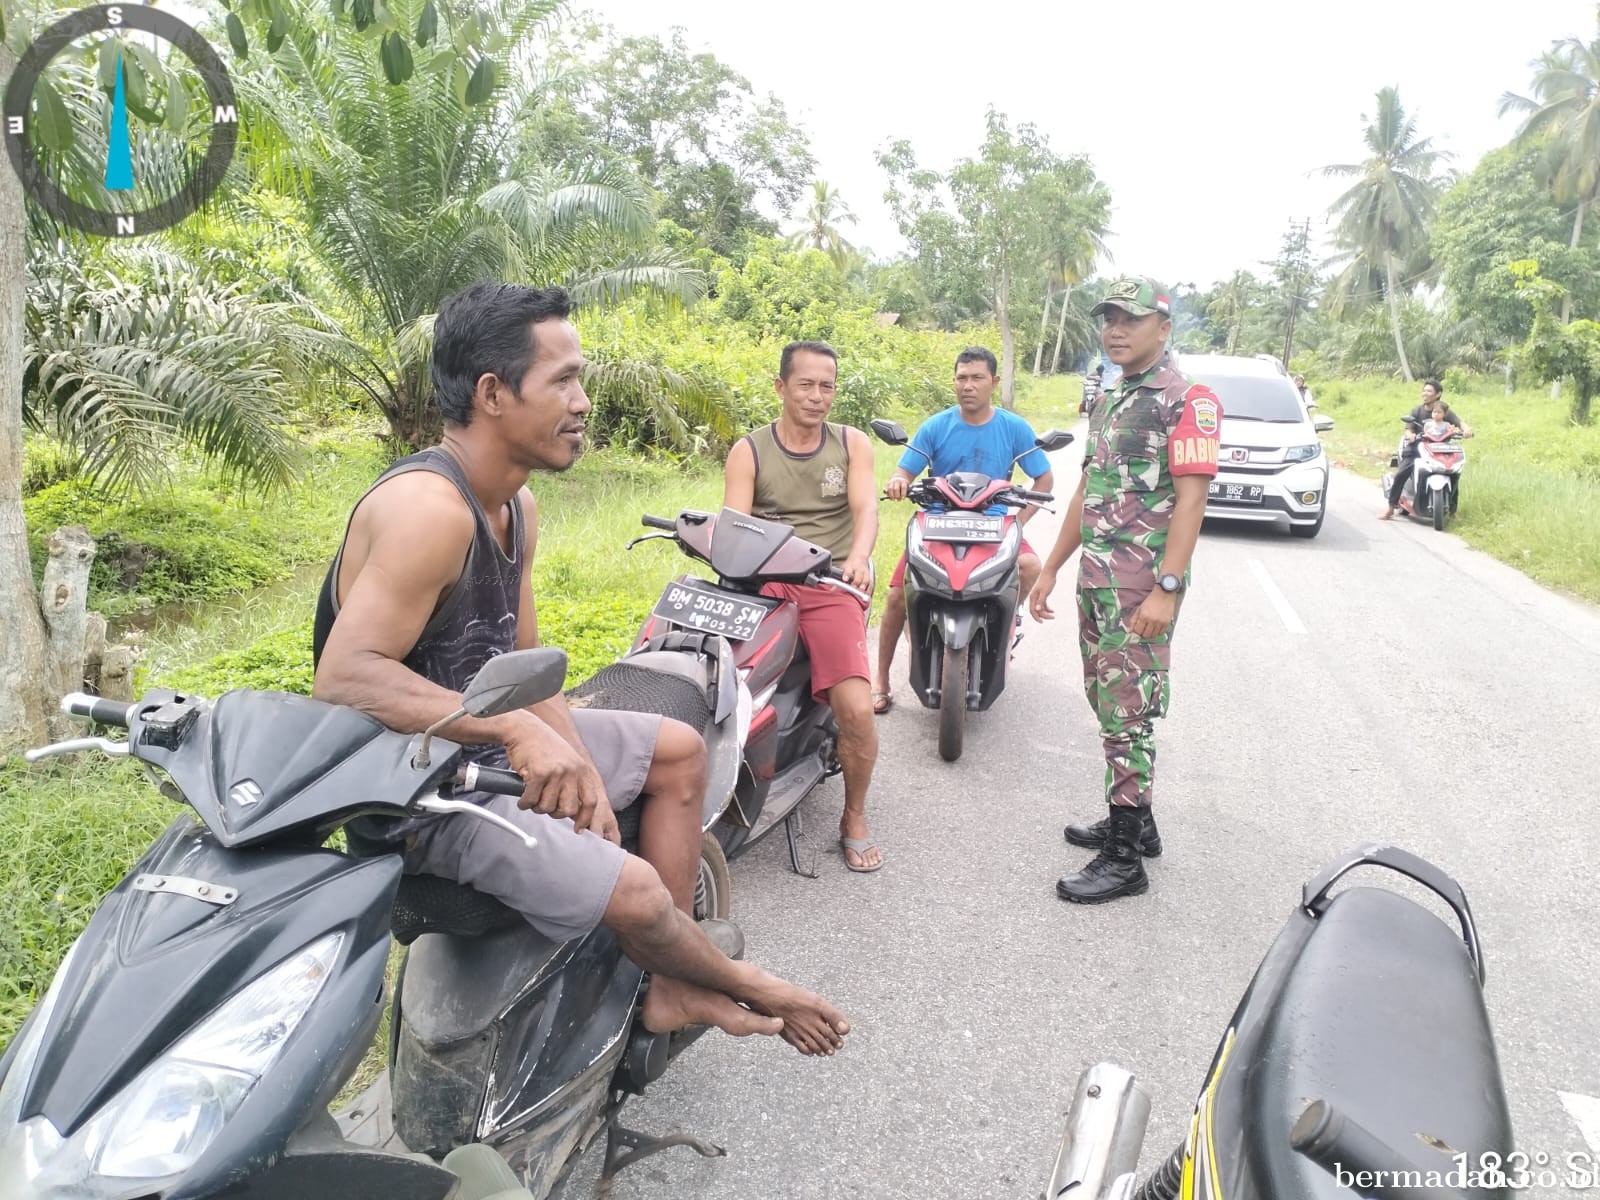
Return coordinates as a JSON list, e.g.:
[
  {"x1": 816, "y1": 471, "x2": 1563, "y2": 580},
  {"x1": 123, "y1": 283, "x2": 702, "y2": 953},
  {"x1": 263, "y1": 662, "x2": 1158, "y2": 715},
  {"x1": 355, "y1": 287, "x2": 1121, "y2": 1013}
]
[
  {"x1": 839, "y1": 837, "x2": 885, "y2": 873},
  {"x1": 871, "y1": 691, "x2": 893, "y2": 715}
]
